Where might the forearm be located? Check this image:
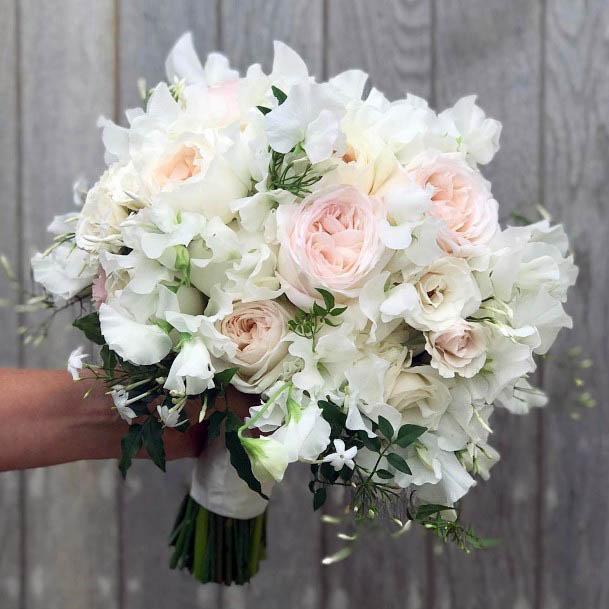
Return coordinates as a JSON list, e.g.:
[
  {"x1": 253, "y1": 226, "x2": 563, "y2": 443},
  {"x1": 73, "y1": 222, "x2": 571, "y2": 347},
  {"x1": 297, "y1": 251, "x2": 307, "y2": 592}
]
[{"x1": 0, "y1": 369, "x2": 203, "y2": 471}]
